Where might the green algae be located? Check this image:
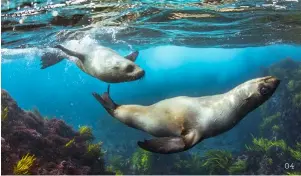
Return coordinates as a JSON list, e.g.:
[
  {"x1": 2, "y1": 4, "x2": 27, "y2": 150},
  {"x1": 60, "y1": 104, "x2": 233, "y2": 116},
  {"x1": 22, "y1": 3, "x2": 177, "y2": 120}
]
[
  {"x1": 288, "y1": 142, "x2": 301, "y2": 161},
  {"x1": 1, "y1": 106, "x2": 8, "y2": 121},
  {"x1": 260, "y1": 112, "x2": 281, "y2": 131},
  {"x1": 293, "y1": 93, "x2": 301, "y2": 108},
  {"x1": 267, "y1": 158, "x2": 273, "y2": 165},
  {"x1": 271, "y1": 125, "x2": 280, "y2": 132},
  {"x1": 87, "y1": 142, "x2": 103, "y2": 158},
  {"x1": 107, "y1": 154, "x2": 128, "y2": 175},
  {"x1": 65, "y1": 138, "x2": 75, "y2": 148},
  {"x1": 13, "y1": 153, "x2": 36, "y2": 175},
  {"x1": 228, "y1": 159, "x2": 247, "y2": 175},
  {"x1": 79, "y1": 126, "x2": 93, "y2": 136},
  {"x1": 246, "y1": 137, "x2": 287, "y2": 152},
  {"x1": 131, "y1": 148, "x2": 153, "y2": 174},
  {"x1": 201, "y1": 150, "x2": 233, "y2": 174},
  {"x1": 287, "y1": 171, "x2": 301, "y2": 175},
  {"x1": 174, "y1": 152, "x2": 204, "y2": 174}
]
